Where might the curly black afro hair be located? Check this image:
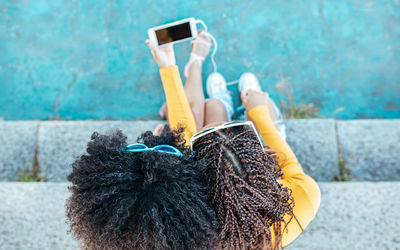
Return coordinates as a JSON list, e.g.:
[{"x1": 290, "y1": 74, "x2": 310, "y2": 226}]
[{"x1": 66, "y1": 126, "x2": 219, "y2": 250}]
